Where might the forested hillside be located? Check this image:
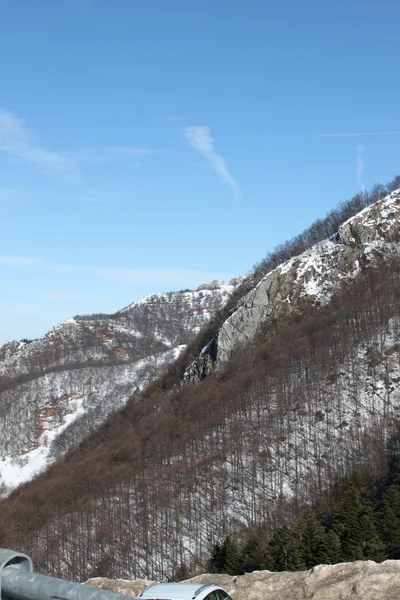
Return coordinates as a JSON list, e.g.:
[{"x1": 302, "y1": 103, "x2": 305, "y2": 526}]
[
  {"x1": 208, "y1": 465, "x2": 400, "y2": 576},
  {"x1": 1, "y1": 179, "x2": 400, "y2": 583},
  {"x1": 0, "y1": 283, "x2": 236, "y2": 495}
]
